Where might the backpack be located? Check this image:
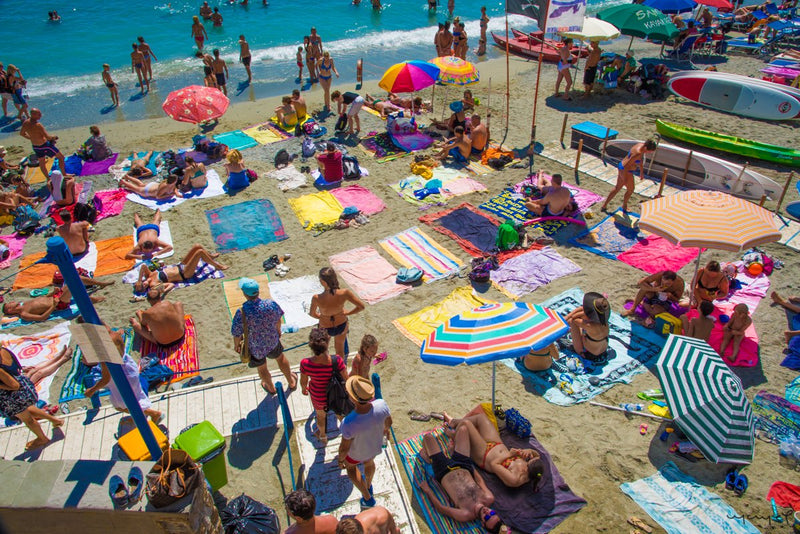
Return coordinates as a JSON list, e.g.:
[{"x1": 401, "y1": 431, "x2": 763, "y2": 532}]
[
  {"x1": 396, "y1": 267, "x2": 423, "y2": 285},
  {"x1": 302, "y1": 137, "x2": 316, "y2": 158},
  {"x1": 274, "y1": 149, "x2": 291, "y2": 169},
  {"x1": 496, "y1": 221, "x2": 520, "y2": 251},
  {"x1": 246, "y1": 169, "x2": 258, "y2": 182},
  {"x1": 73, "y1": 202, "x2": 98, "y2": 224},
  {"x1": 342, "y1": 155, "x2": 361, "y2": 180},
  {"x1": 487, "y1": 155, "x2": 512, "y2": 170},
  {"x1": 334, "y1": 113, "x2": 348, "y2": 133},
  {"x1": 325, "y1": 356, "x2": 354, "y2": 416}
]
